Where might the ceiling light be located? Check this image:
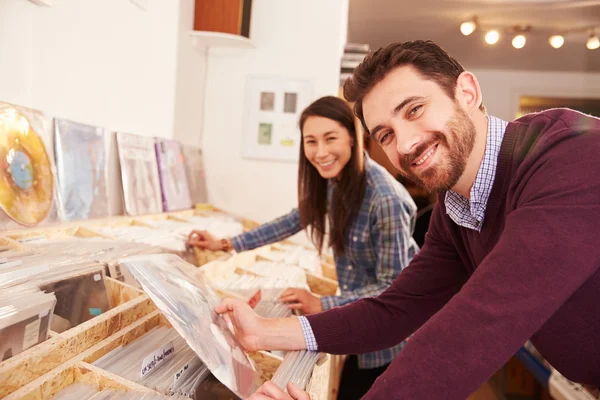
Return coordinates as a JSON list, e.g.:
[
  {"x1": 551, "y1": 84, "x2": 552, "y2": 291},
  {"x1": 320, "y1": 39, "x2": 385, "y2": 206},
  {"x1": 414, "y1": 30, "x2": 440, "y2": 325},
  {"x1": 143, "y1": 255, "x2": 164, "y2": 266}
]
[
  {"x1": 548, "y1": 35, "x2": 564, "y2": 49},
  {"x1": 512, "y1": 34, "x2": 526, "y2": 49},
  {"x1": 460, "y1": 20, "x2": 477, "y2": 36},
  {"x1": 485, "y1": 30, "x2": 499, "y2": 45},
  {"x1": 587, "y1": 33, "x2": 600, "y2": 50}
]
